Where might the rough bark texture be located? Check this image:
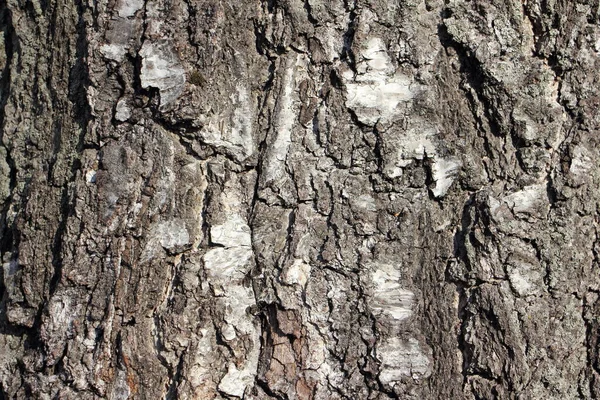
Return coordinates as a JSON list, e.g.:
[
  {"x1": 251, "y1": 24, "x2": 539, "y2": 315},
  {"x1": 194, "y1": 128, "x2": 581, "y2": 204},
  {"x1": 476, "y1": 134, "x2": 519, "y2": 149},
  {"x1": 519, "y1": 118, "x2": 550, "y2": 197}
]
[{"x1": 0, "y1": 0, "x2": 599, "y2": 398}]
